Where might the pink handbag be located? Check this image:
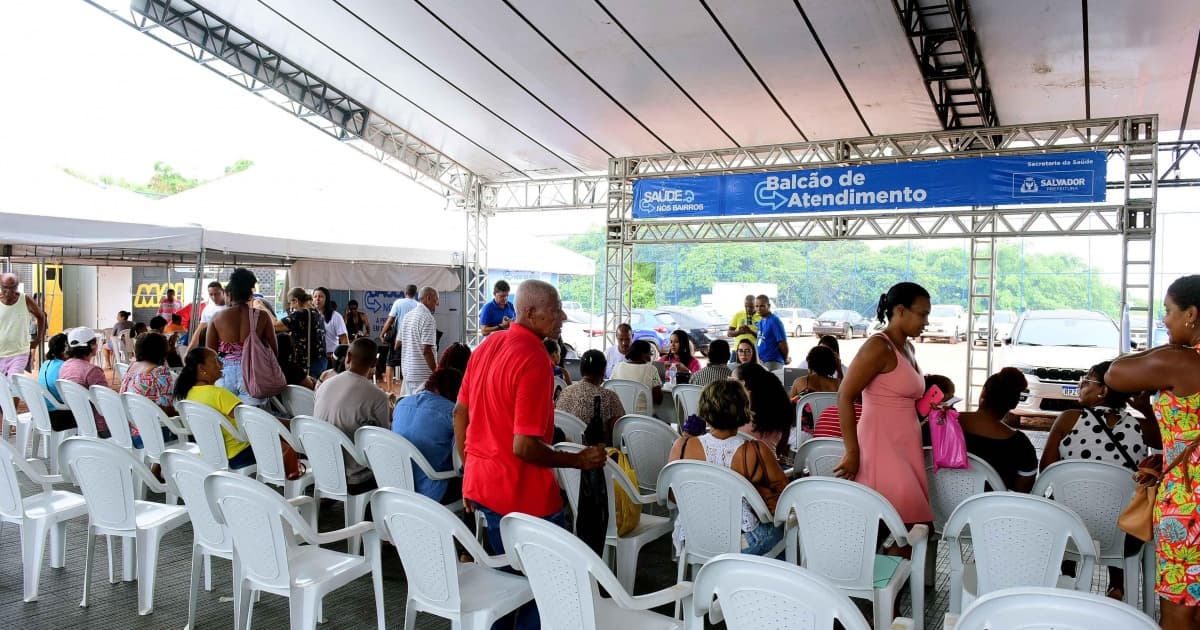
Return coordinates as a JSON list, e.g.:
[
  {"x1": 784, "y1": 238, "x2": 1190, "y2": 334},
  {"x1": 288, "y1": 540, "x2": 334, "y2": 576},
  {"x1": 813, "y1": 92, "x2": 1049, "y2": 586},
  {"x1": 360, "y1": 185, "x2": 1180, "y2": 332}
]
[
  {"x1": 242, "y1": 306, "x2": 287, "y2": 399},
  {"x1": 929, "y1": 408, "x2": 969, "y2": 471}
]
